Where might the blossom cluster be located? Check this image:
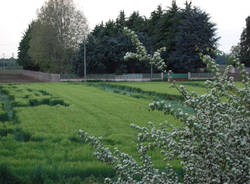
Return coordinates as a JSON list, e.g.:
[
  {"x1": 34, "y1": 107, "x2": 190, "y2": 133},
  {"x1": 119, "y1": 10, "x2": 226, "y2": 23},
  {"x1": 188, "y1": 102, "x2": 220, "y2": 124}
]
[
  {"x1": 123, "y1": 27, "x2": 167, "y2": 71},
  {"x1": 149, "y1": 54, "x2": 250, "y2": 183}
]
